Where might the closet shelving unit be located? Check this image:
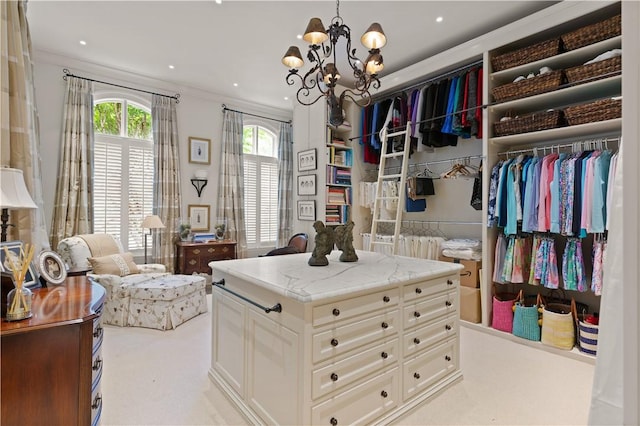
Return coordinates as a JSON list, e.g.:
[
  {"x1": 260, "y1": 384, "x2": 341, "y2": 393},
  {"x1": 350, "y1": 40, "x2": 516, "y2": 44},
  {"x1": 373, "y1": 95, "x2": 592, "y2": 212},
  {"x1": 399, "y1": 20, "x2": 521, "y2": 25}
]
[
  {"x1": 325, "y1": 121, "x2": 353, "y2": 226},
  {"x1": 480, "y1": 3, "x2": 622, "y2": 361}
]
